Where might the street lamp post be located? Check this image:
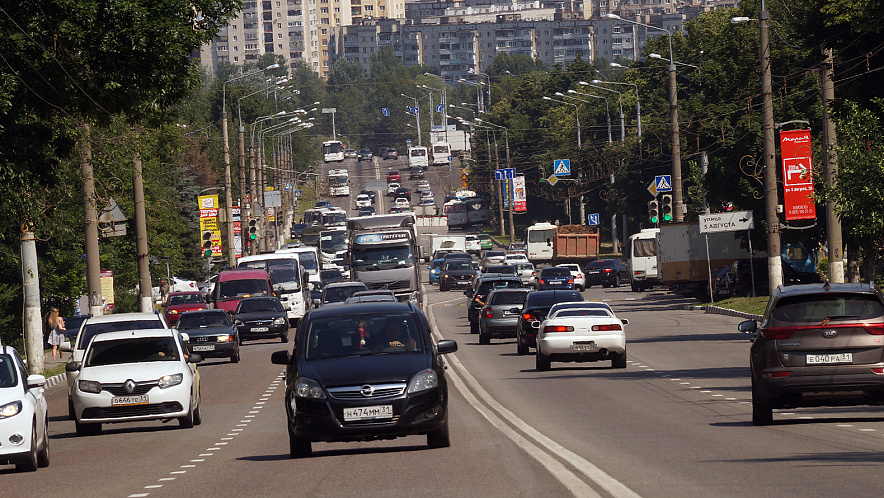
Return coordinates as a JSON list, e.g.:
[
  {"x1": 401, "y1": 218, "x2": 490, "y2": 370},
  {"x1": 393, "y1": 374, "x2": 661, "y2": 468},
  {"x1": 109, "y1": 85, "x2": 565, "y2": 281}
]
[
  {"x1": 476, "y1": 118, "x2": 514, "y2": 238},
  {"x1": 605, "y1": 14, "x2": 684, "y2": 222},
  {"x1": 402, "y1": 93, "x2": 423, "y2": 146},
  {"x1": 425, "y1": 73, "x2": 449, "y2": 142},
  {"x1": 542, "y1": 96, "x2": 582, "y2": 149},
  {"x1": 593, "y1": 77, "x2": 641, "y2": 141},
  {"x1": 459, "y1": 79, "x2": 485, "y2": 113},
  {"x1": 579, "y1": 82, "x2": 625, "y2": 142},
  {"x1": 565, "y1": 91, "x2": 612, "y2": 144}
]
